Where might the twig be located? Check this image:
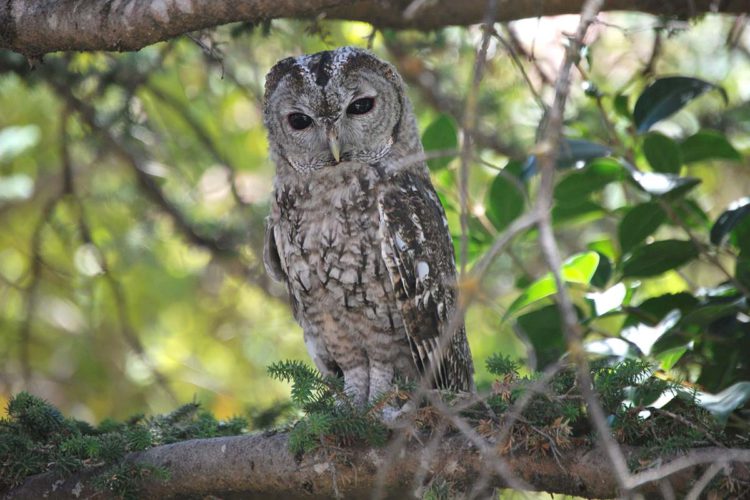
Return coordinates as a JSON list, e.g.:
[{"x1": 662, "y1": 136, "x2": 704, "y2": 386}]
[
  {"x1": 504, "y1": 24, "x2": 554, "y2": 86},
  {"x1": 492, "y1": 29, "x2": 548, "y2": 111},
  {"x1": 627, "y1": 448, "x2": 750, "y2": 490},
  {"x1": 530, "y1": 0, "x2": 633, "y2": 493},
  {"x1": 641, "y1": 28, "x2": 662, "y2": 77},
  {"x1": 60, "y1": 111, "x2": 178, "y2": 403},
  {"x1": 459, "y1": 10, "x2": 497, "y2": 275},
  {"x1": 383, "y1": 37, "x2": 524, "y2": 159},
  {"x1": 186, "y1": 32, "x2": 225, "y2": 78},
  {"x1": 428, "y1": 392, "x2": 534, "y2": 495},
  {"x1": 144, "y1": 82, "x2": 250, "y2": 208},
  {"x1": 18, "y1": 196, "x2": 59, "y2": 383},
  {"x1": 685, "y1": 462, "x2": 725, "y2": 500},
  {"x1": 50, "y1": 79, "x2": 240, "y2": 257}
]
